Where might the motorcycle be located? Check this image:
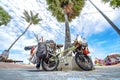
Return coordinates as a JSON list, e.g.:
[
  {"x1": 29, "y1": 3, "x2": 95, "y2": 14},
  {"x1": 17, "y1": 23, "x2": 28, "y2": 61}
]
[{"x1": 73, "y1": 35, "x2": 93, "y2": 71}]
